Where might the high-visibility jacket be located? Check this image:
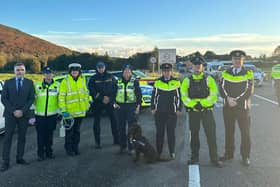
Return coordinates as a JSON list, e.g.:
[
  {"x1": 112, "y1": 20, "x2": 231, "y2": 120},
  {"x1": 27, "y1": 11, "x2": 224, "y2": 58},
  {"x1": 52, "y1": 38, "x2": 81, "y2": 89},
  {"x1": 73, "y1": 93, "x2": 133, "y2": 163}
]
[
  {"x1": 116, "y1": 78, "x2": 141, "y2": 104},
  {"x1": 151, "y1": 76, "x2": 181, "y2": 113},
  {"x1": 271, "y1": 64, "x2": 280, "y2": 80},
  {"x1": 34, "y1": 80, "x2": 60, "y2": 116},
  {"x1": 180, "y1": 72, "x2": 218, "y2": 111},
  {"x1": 220, "y1": 67, "x2": 254, "y2": 110},
  {"x1": 58, "y1": 74, "x2": 91, "y2": 118}
]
